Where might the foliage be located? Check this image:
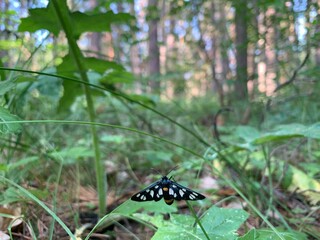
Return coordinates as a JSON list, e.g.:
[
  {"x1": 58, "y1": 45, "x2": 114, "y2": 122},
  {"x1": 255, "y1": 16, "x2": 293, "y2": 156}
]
[{"x1": 0, "y1": 0, "x2": 319, "y2": 239}]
